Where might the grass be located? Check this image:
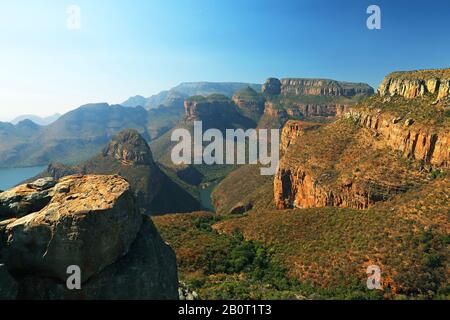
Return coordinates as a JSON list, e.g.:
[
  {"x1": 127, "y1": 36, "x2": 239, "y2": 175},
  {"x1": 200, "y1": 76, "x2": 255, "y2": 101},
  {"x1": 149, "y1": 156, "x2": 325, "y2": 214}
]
[
  {"x1": 153, "y1": 212, "x2": 386, "y2": 300},
  {"x1": 213, "y1": 176, "x2": 449, "y2": 299}
]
